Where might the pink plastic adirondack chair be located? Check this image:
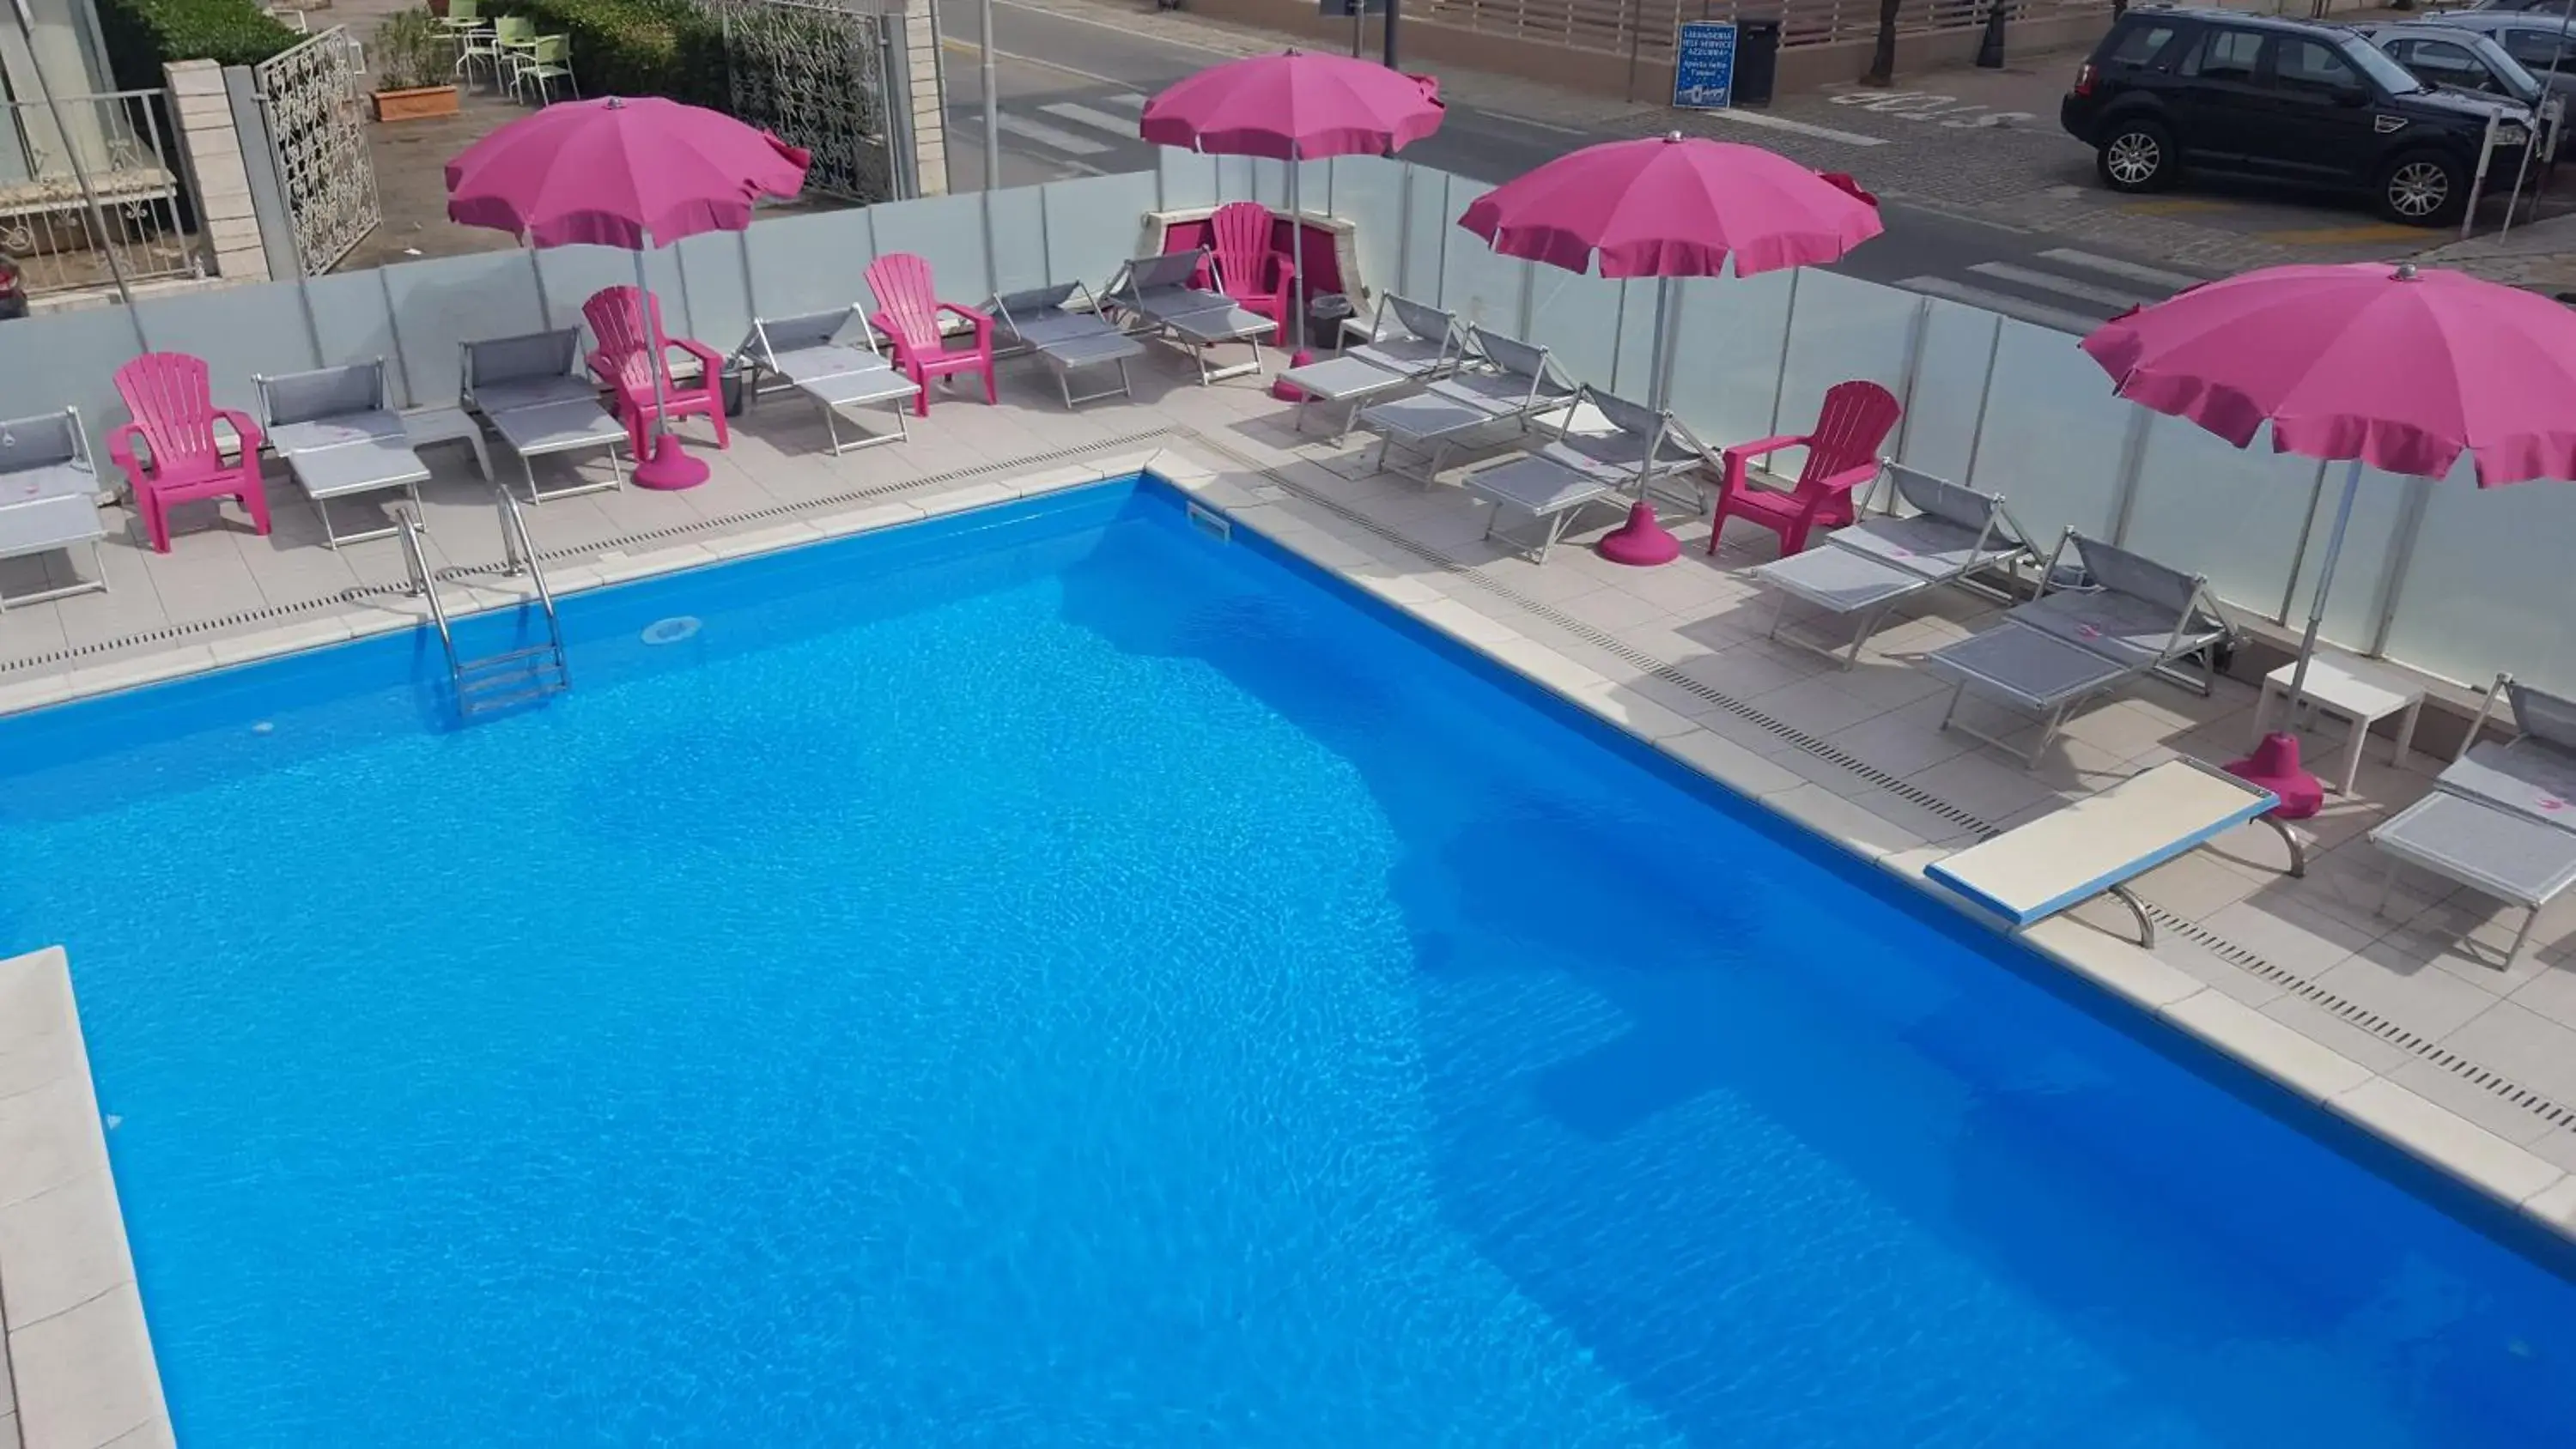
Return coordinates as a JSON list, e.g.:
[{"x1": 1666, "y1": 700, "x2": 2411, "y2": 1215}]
[
  {"x1": 1209, "y1": 201, "x2": 1294, "y2": 344},
  {"x1": 1707, "y1": 380, "x2": 1903, "y2": 558},
  {"x1": 582, "y1": 286, "x2": 730, "y2": 457},
  {"x1": 864, "y1": 252, "x2": 995, "y2": 415},
  {"x1": 108, "y1": 352, "x2": 271, "y2": 554}
]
